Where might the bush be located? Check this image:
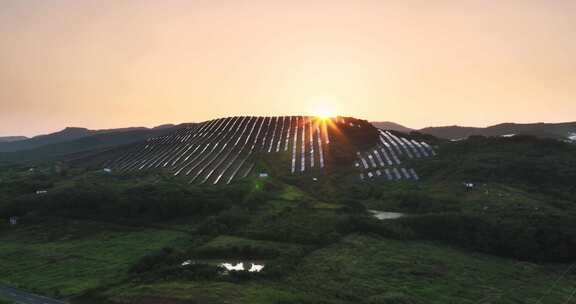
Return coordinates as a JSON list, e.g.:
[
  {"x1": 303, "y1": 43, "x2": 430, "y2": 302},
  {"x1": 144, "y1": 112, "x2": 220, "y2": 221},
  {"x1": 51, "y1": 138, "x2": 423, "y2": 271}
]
[
  {"x1": 130, "y1": 247, "x2": 175, "y2": 273},
  {"x1": 352, "y1": 216, "x2": 416, "y2": 240}
]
